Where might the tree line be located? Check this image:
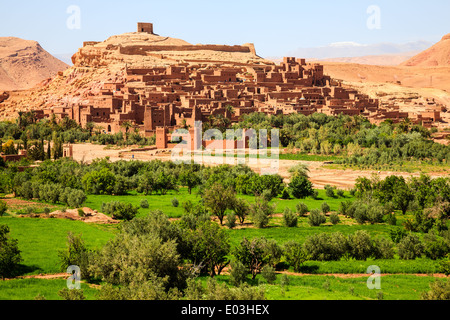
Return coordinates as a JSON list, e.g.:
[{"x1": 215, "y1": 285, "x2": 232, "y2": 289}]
[{"x1": 233, "y1": 112, "x2": 450, "y2": 166}]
